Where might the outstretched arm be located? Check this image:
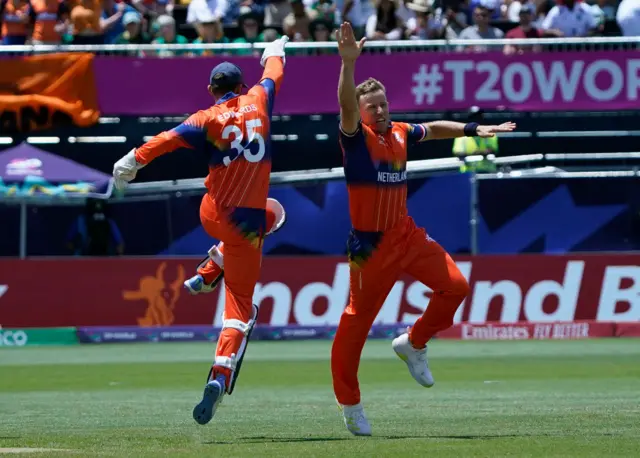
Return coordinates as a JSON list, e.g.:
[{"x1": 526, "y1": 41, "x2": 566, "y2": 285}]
[
  {"x1": 336, "y1": 22, "x2": 366, "y2": 135},
  {"x1": 135, "y1": 112, "x2": 207, "y2": 164},
  {"x1": 113, "y1": 112, "x2": 208, "y2": 189},
  {"x1": 406, "y1": 120, "x2": 516, "y2": 143}
]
